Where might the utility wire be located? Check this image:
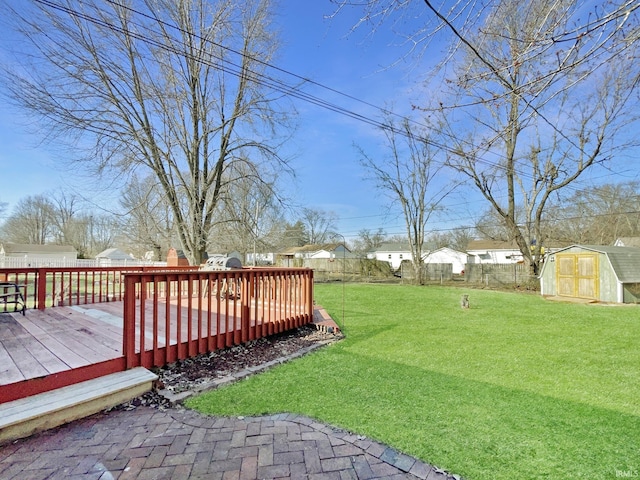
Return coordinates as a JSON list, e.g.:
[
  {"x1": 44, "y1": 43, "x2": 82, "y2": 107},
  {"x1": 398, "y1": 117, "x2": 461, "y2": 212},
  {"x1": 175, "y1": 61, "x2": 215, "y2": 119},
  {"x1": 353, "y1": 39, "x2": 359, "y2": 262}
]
[
  {"x1": 29, "y1": 0, "x2": 640, "y2": 204},
  {"x1": 32, "y1": 0, "x2": 599, "y2": 190}
]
